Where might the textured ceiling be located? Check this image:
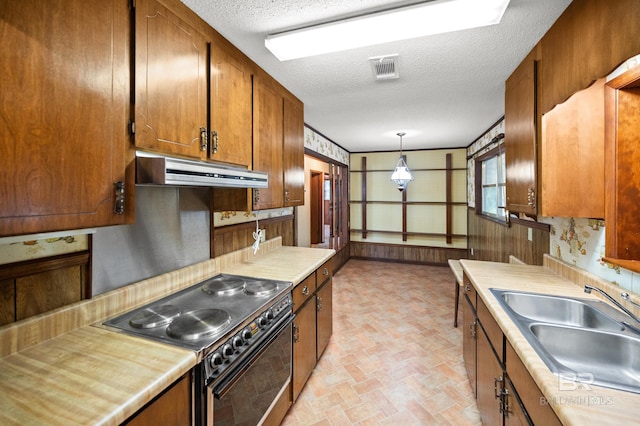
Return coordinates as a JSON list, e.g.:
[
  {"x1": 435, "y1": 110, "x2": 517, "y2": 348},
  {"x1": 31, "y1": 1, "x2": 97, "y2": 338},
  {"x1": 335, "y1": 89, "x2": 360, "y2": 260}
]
[{"x1": 181, "y1": 0, "x2": 572, "y2": 152}]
